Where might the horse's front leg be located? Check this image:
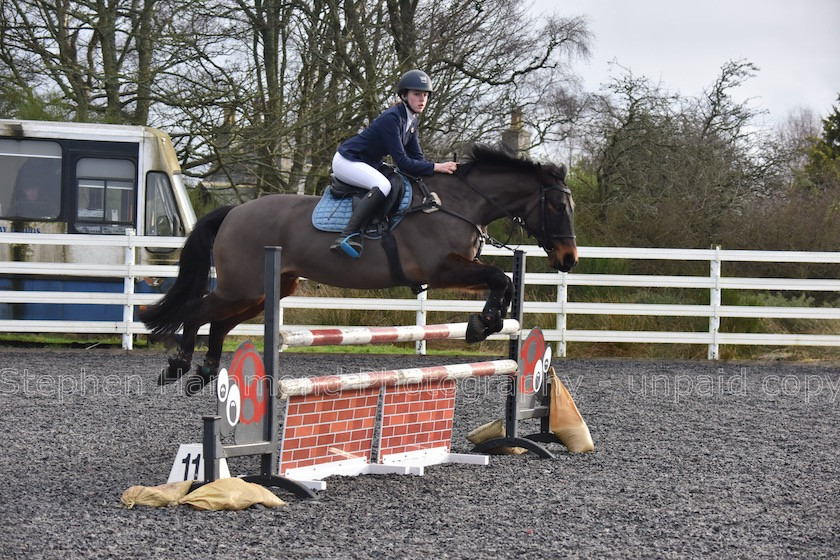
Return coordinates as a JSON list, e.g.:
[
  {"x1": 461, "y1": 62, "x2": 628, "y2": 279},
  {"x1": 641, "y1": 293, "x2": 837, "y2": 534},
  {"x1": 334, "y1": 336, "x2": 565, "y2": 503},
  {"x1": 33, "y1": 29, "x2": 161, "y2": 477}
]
[
  {"x1": 467, "y1": 270, "x2": 513, "y2": 343},
  {"x1": 500, "y1": 274, "x2": 514, "y2": 318},
  {"x1": 434, "y1": 255, "x2": 513, "y2": 343}
]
